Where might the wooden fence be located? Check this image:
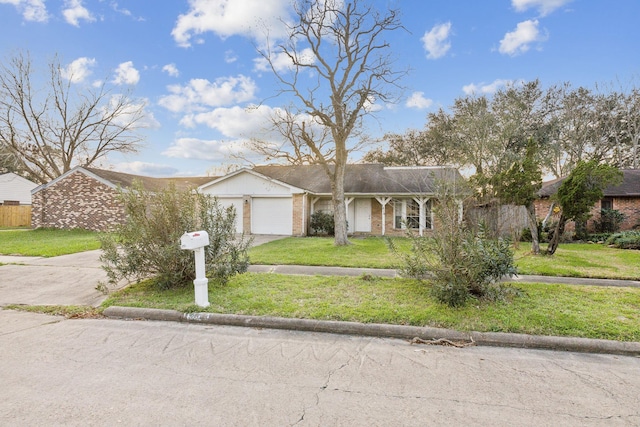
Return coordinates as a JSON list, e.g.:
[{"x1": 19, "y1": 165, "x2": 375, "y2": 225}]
[
  {"x1": 466, "y1": 204, "x2": 529, "y2": 238},
  {"x1": 0, "y1": 205, "x2": 32, "y2": 227}
]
